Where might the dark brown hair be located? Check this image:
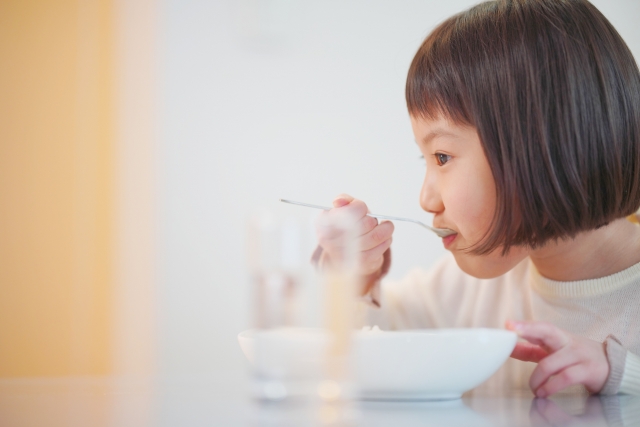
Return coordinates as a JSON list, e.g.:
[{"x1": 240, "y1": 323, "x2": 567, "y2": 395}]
[{"x1": 407, "y1": 0, "x2": 640, "y2": 254}]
